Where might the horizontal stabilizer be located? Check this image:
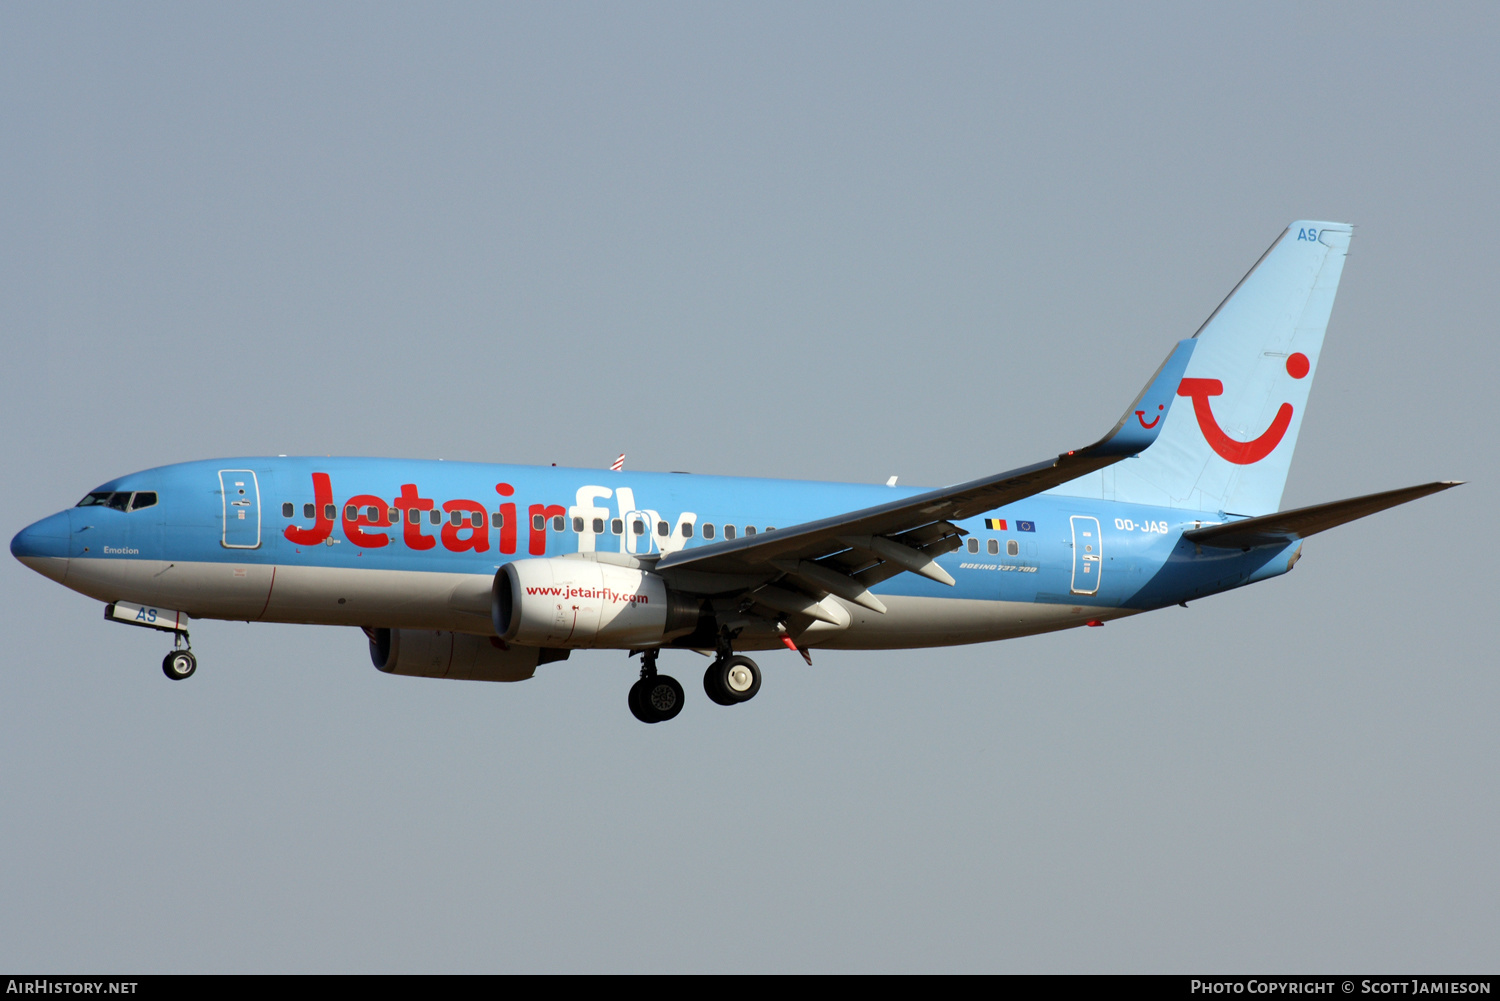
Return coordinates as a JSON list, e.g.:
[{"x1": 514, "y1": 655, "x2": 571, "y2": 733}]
[{"x1": 1184, "y1": 481, "x2": 1462, "y2": 549}]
